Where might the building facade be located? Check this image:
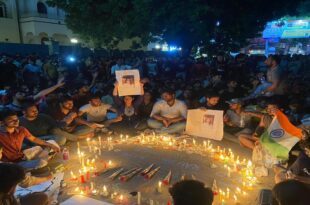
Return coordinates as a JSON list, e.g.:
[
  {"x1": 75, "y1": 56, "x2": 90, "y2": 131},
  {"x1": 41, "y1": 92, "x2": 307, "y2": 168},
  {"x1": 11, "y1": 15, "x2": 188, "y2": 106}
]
[{"x1": 0, "y1": 0, "x2": 75, "y2": 45}]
